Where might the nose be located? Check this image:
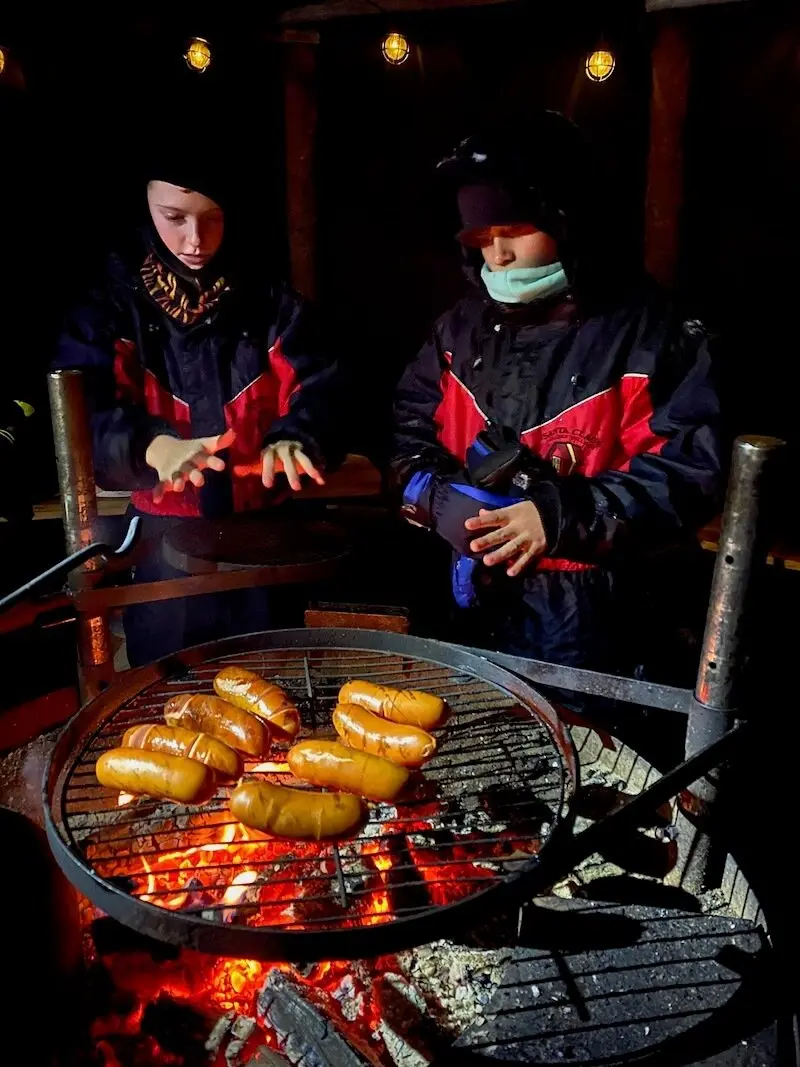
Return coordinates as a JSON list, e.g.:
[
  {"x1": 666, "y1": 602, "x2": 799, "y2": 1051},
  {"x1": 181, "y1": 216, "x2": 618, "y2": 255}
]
[
  {"x1": 185, "y1": 218, "x2": 201, "y2": 252},
  {"x1": 492, "y1": 237, "x2": 514, "y2": 266}
]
